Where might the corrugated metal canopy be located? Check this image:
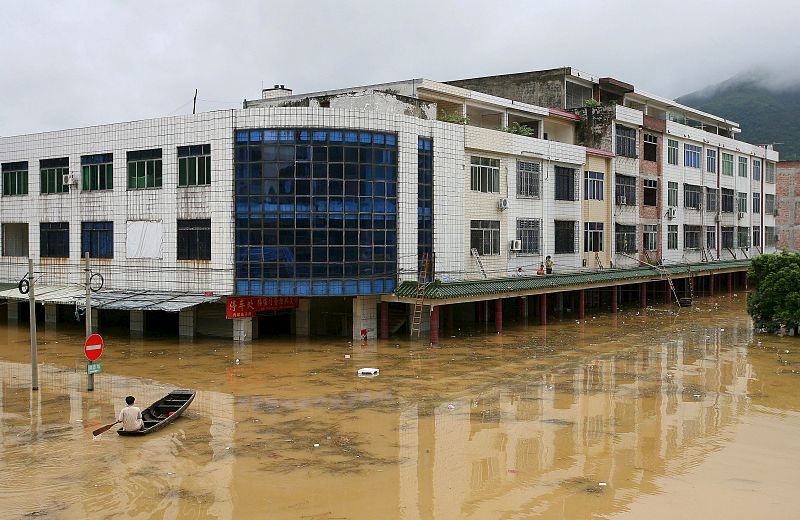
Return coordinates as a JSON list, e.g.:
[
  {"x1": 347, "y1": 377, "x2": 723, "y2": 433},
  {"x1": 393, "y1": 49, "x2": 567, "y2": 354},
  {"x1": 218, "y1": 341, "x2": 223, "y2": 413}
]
[{"x1": 0, "y1": 285, "x2": 221, "y2": 312}]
